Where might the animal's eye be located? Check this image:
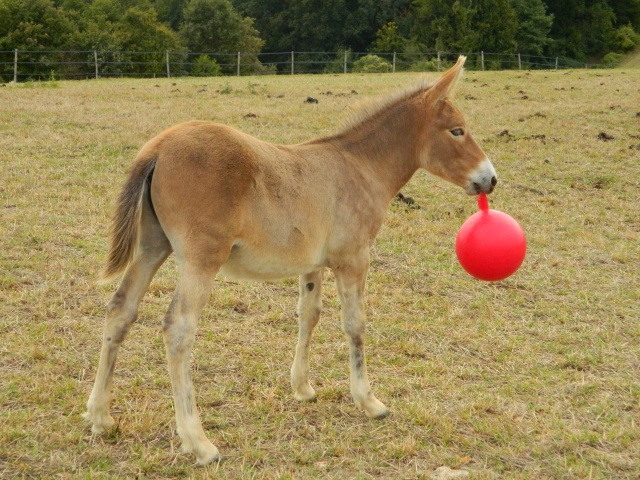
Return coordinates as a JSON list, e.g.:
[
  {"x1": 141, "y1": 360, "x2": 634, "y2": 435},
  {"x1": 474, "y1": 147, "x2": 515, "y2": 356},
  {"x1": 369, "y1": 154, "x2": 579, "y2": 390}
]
[{"x1": 450, "y1": 128, "x2": 465, "y2": 137}]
